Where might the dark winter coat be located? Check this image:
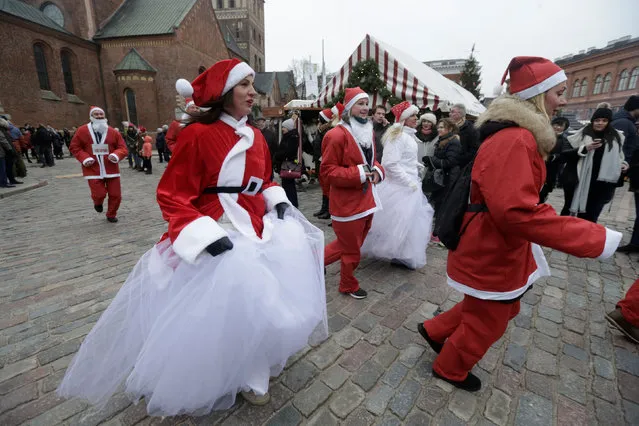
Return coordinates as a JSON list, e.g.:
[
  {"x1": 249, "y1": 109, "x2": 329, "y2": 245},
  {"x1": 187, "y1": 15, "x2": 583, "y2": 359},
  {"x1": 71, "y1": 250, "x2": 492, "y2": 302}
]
[
  {"x1": 31, "y1": 126, "x2": 53, "y2": 148},
  {"x1": 612, "y1": 109, "x2": 639, "y2": 191},
  {"x1": 431, "y1": 133, "x2": 463, "y2": 186},
  {"x1": 0, "y1": 130, "x2": 13, "y2": 159},
  {"x1": 260, "y1": 127, "x2": 278, "y2": 162},
  {"x1": 156, "y1": 132, "x2": 167, "y2": 151},
  {"x1": 373, "y1": 121, "x2": 389, "y2": 162},
  {"x1": 458, "y1": 119, "x2": 480, "y2": 167},
  {"x1": 273, "y1": 129, "x2": 299, "y2": 173}
]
